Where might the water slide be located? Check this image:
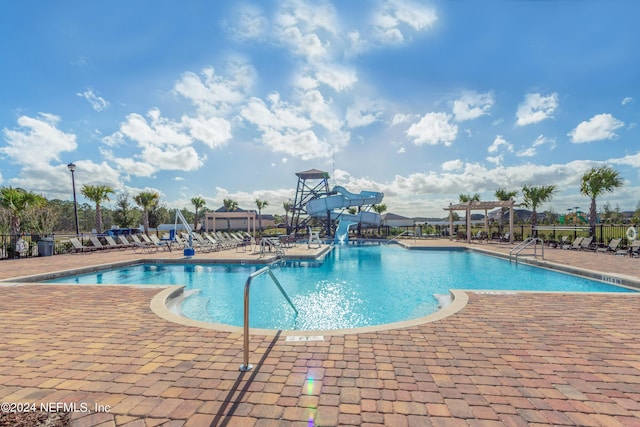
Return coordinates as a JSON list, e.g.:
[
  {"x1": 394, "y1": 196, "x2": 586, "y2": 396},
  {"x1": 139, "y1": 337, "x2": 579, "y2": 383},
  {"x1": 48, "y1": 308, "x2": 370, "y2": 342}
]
[{"x1": 305, "y1": 186, "x2": 384, "y2": 243}]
